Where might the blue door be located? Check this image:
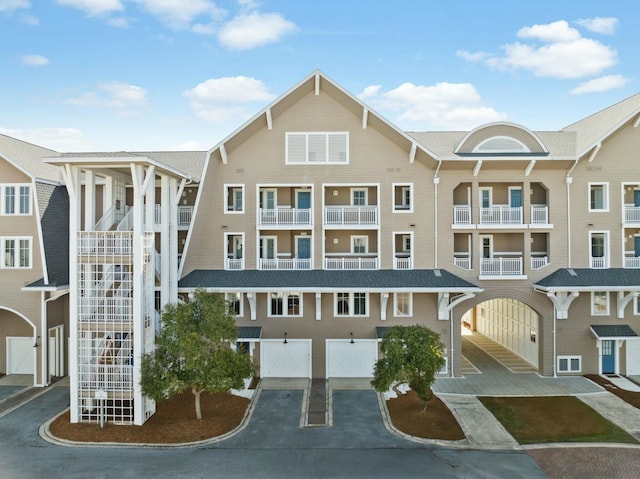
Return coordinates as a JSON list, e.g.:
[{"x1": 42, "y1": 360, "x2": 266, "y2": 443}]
[
  {"x1": 297, "y1": 237, "x2": 311, "y2": 259},
  {"x1": 510, "y1": 188, "x2": 522, "y2": 207},
  {"x1": 297, "y1": 191, "x2": 311, "y2": 209},
  {"x1": 635, "y1": 236, "x2": 640, "y2": 257},
  {"x1": 297, "y1": 191, "x2": 311, "y2": 223},
  {"x1": 601, "y1": 340, "x2": 615, "y2": 374},
  {"x1": 634, "y1": 189, "x2": 640, "y2": 207}
]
